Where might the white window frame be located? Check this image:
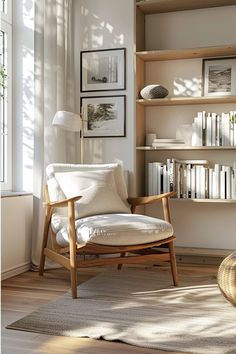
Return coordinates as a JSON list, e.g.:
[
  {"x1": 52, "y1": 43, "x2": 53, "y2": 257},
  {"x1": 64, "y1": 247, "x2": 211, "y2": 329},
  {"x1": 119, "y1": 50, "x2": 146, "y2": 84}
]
[{"x1": 1, "y1": 0, "x2": 12, "y2": 190}]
